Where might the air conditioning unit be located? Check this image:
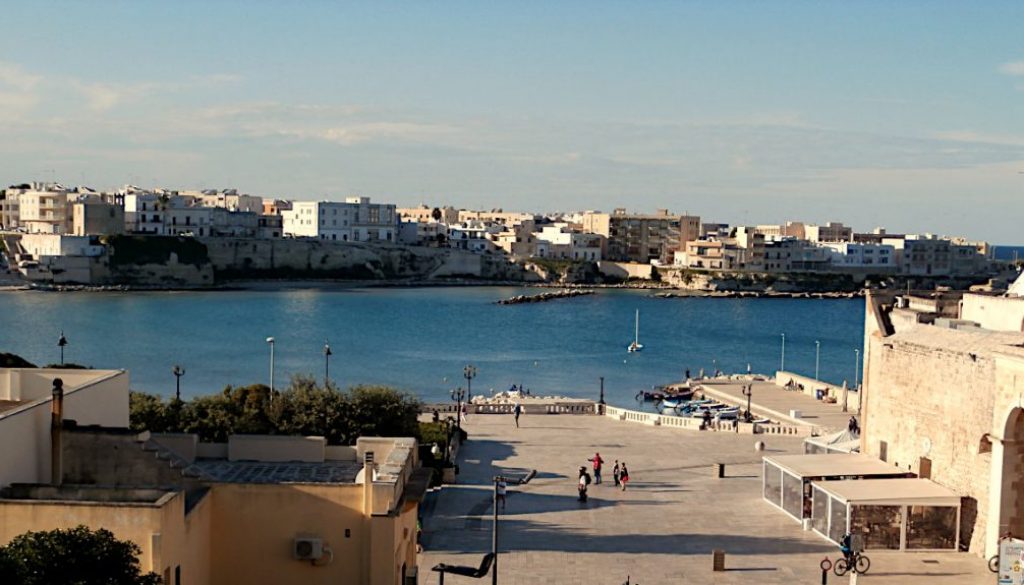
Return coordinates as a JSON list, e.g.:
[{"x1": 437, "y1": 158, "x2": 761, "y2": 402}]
[{"x1": 294, "y1": 538, "x2": 324, "y2": 561}]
